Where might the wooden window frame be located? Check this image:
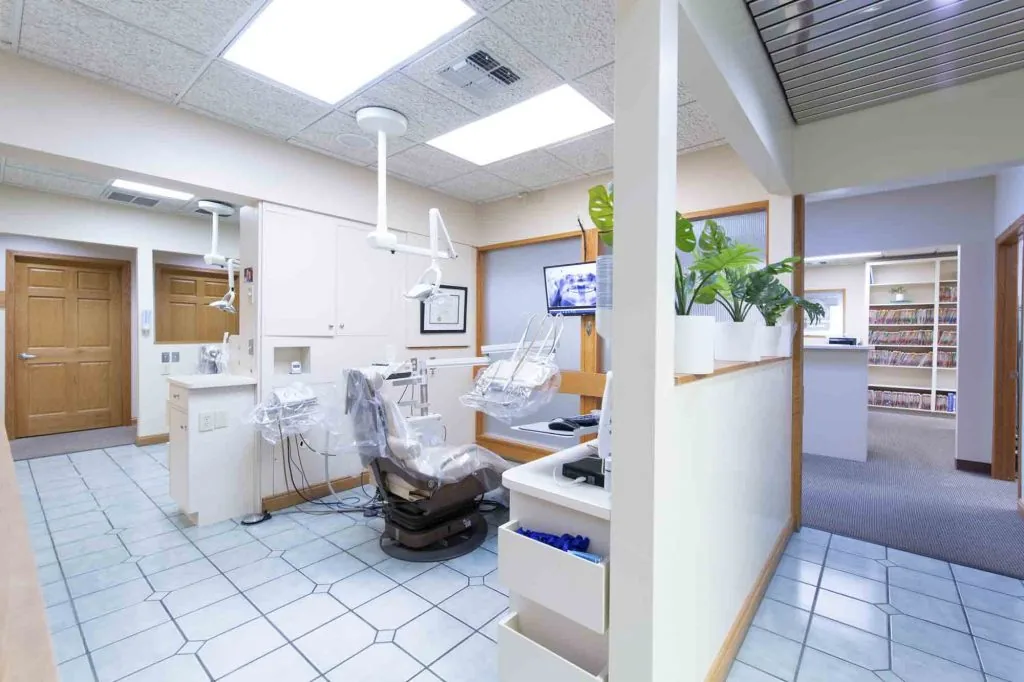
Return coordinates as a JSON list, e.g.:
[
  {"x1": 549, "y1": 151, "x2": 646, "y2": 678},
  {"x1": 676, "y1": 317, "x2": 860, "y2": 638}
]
[
  {"x1": 154, "y1": 264, "x2": 239, "y2": 345},
  {"x1": 994, "y1": 217, "x2": 1024, "y2": 489},
  {"x1": 4, "y1": 251, "x2": 133, "y2": 438}
]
